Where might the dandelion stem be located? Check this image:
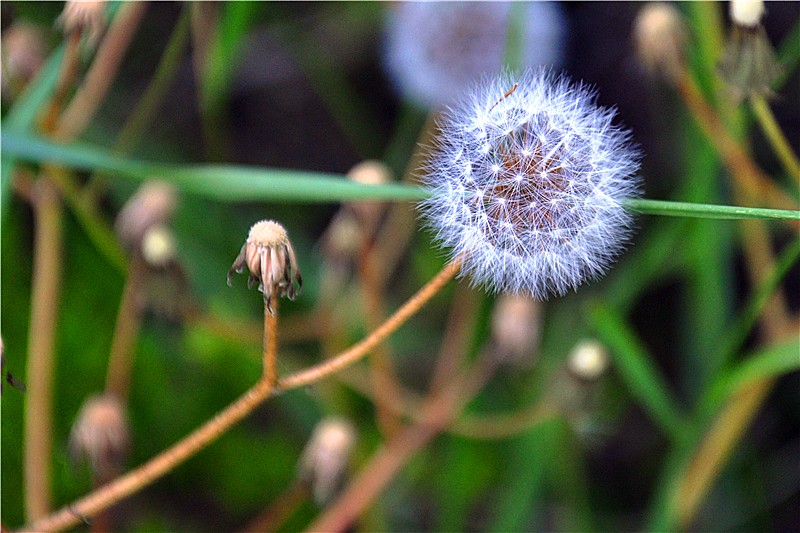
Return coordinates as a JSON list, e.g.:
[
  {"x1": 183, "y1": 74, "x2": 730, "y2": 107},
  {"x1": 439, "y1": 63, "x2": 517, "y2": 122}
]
[
  {"x1": 23, "y1": 260, "x2": 460, "y2": 532},
  {"x1": 750, "y1": 95, "x2": 800, "y2": 182},
  {"x1": 278, "y1": 259, "x2": 461, "y2": 391},
  {"x1": 264, "y1": 292, "x2": 279, "y2": 386}
]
